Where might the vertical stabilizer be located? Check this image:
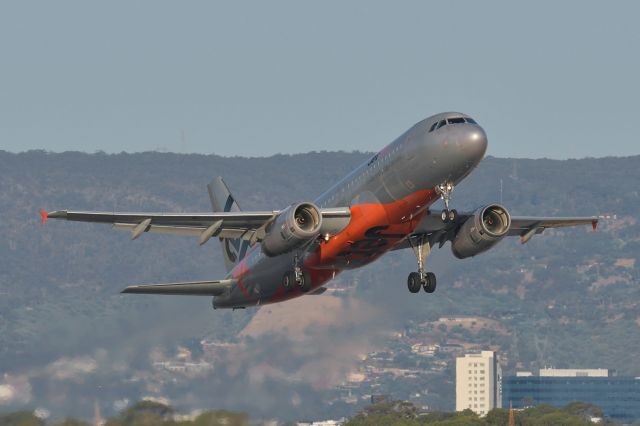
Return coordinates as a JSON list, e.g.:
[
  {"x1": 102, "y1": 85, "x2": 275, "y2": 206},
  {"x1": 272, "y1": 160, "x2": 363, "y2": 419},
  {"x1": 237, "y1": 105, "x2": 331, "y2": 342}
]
[{"x1": 207, "y1": 177, "x2": 250, "y2": 272}]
